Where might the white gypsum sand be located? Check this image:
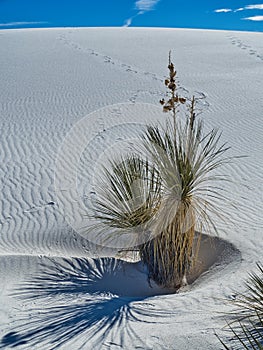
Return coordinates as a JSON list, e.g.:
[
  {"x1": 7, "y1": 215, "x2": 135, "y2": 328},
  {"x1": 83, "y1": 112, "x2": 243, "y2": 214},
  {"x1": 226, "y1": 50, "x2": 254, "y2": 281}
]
[{"x1": 0, "y1": 27, "x2": 262, "y2": 349}]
